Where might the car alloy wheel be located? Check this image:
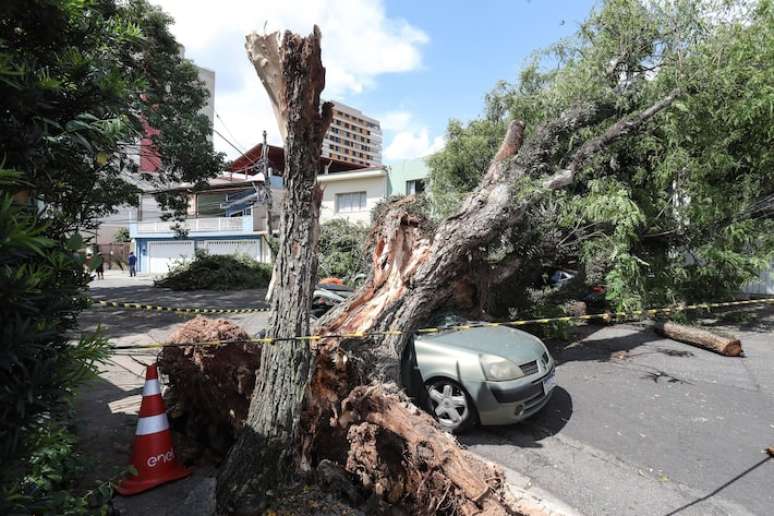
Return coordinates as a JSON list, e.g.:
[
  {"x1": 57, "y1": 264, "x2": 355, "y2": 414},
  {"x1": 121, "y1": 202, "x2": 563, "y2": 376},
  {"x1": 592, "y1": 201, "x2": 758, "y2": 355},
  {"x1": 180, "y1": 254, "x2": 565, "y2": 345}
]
[{"x1": 426, "y1": 379, "x2": 473, "y2": 433}]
